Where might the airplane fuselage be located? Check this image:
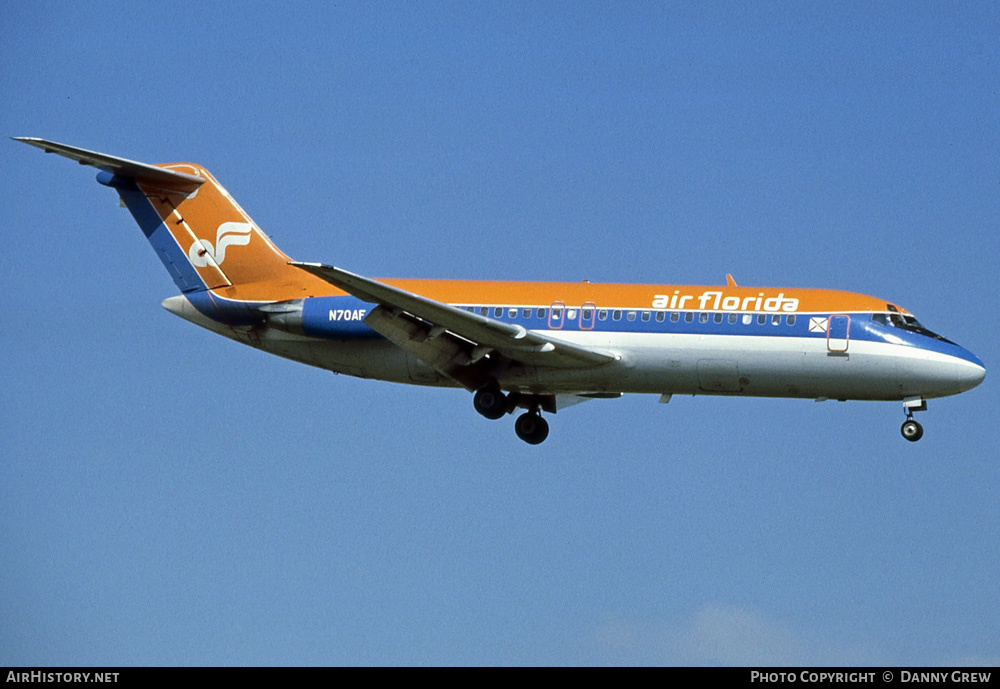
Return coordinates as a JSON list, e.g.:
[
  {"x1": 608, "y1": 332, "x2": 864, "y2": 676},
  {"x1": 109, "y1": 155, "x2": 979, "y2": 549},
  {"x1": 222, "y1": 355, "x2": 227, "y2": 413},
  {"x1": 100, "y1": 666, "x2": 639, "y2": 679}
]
[{"x1": 163, "y1": 282, "x2": 984, "y2": 404}]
